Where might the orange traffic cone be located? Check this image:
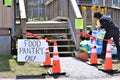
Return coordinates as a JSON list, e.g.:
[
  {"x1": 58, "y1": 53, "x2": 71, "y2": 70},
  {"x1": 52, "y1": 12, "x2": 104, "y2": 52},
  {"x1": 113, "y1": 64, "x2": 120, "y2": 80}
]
[
  {"x1": 87, "y1": 38, "x2": 101, "y2": 65},
  {"x1": 40, "y1": 42, "x2": 52, "y2": 67},
  {"x1": 99, "y1": 40, "x2": 118, "y2": 74},
  {"x1": 104, "y1": 40, "x2": 112, "y2": 70},
  {"x1": 48, "y1": 41, "x2": 66, "y2": 75}
]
